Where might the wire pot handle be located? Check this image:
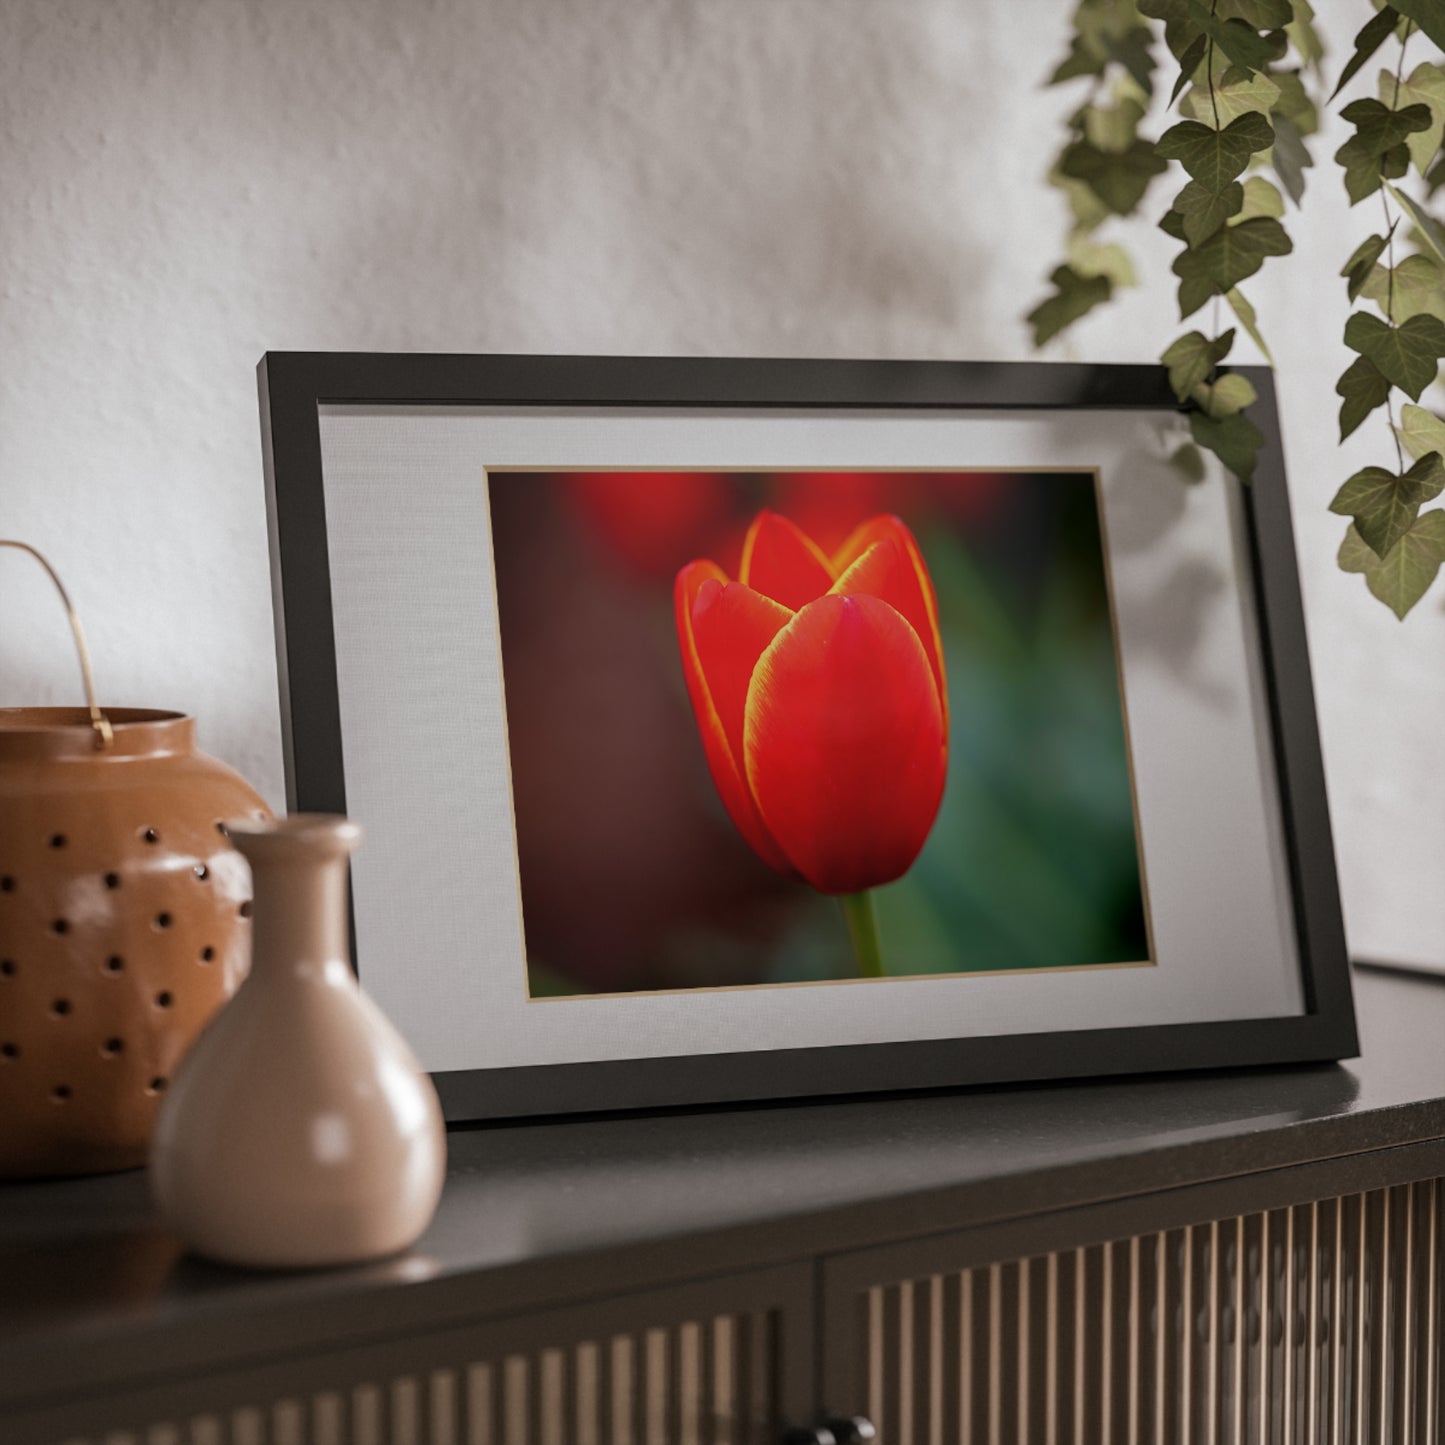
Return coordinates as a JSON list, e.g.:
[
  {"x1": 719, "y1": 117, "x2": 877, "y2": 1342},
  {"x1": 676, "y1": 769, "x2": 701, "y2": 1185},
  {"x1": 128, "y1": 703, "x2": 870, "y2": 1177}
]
[{"x1": 0, "y1": 540, "x2": 113, "y2": 750}]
